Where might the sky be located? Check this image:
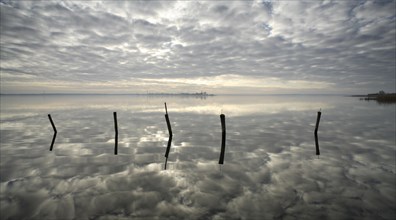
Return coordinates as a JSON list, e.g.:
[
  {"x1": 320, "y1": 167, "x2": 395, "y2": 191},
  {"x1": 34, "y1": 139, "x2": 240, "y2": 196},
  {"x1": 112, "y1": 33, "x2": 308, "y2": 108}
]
[{"x1": 0, "y1": 0, "x2": 395, "y2": 95}]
